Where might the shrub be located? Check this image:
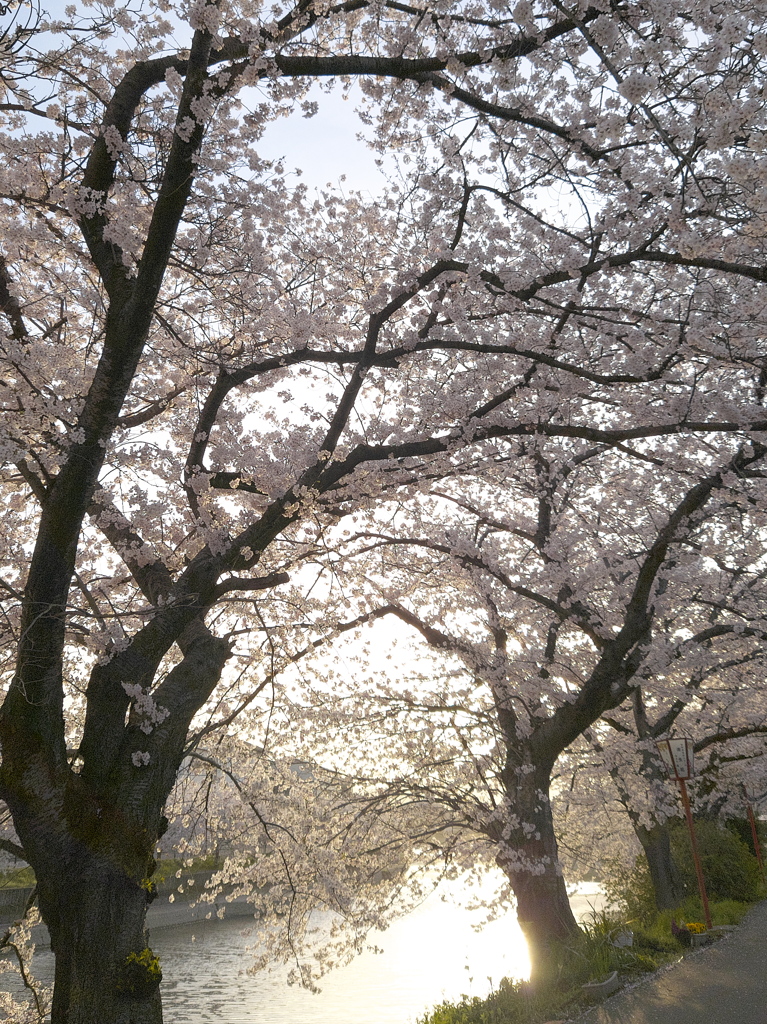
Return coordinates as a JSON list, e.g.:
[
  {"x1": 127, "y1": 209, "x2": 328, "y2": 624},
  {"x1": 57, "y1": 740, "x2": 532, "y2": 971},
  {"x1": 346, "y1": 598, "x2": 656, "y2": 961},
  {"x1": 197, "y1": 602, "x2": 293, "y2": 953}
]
[
  {"x1": 670, "y1": 821, "x2": 762, "y2": 902},
  {"x1": 602, "y1": 855, "x2": 657, "y2": 922},
  {"x1": 605, "y1": 818, "x2": 764, "y2": 920},
  {"x1": 723, "y1": 816, "x2": 766, "y2": 853}
]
